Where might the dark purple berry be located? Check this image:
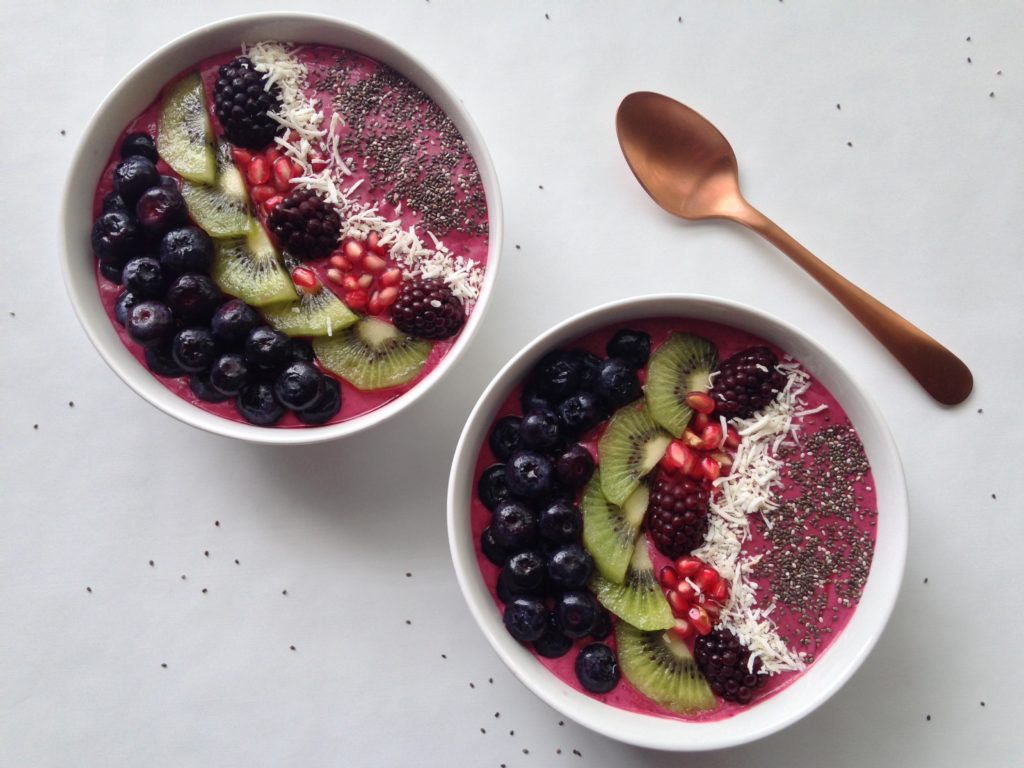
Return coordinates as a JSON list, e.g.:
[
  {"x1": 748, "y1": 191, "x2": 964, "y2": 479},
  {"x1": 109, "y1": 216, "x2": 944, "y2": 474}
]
[
  {"x1": 236, "y1": 381, "x2": 285, "y2": 426},
  {"x1": 211, "y1": 299, "x2": 261, "y2": 347},
  {"x1": 189, "y1": 371, "x2": 230, "y2": 403},
  {"x1": 595, "y1": 357, "x2": 642, "y2": 407},
  {"x1": 575, "y1": 643, "x2": 619, "y2": 693},
  {"x1": 546, "y1": 545, "x2": 594, "y2": 590},
  {"x1": 533, "y1": 617, "x2": 573, "y2": 659},
  {"x1": 490, "y1": 500, "x2": 538, "y2": 551},
  {"x1": 244, "y1": 326, "x2": 291, "y2": 372},
  {"x1": 538, "y1": 501, "x2": 582, "y2": 544},
  {"x1": 135, "y1": 185, "x2": 188, "y2": 235},
  {"x1": 555, "y1": 590, "x2": 598, "y2": 639},
  {"x1": 125, "y1": 300, "x2": 173, "y2": 347},
  {"x1": 114, "y1": 290, "x2": 137, "y2": 326},
  {"x1": 477, "y1": 464, "x2": 511, "y2": 511},
  {"x1": 159, "y1": 226, "x2": 213, "y2": 275},
  {"x1": 606, "y1": 329, "x2": 651, "y2": 369},
  {"x1": 120, "y1": 132, "x2": 158, "y2": 162},
  {"x1": 166, "y1": 273, "x2": 223, "y2": 325},
  {"x1": 505, "y1": 450, "x2": 554, "y2": 499},
  {"x1": 172, "y1": 328, "x2": 218, "y2": 373},
  {"x1": 209, "y1": 352, "x2": 249, "y2": 395},
  {"x1": 557, "y1": 391, "x2": 603, "y2": 437},
  {"x1": 480, "y1": 527, "x2": 509, "y2": 566},
  {"x1": 121, "y1": 256, "x2": 165, "y2": 299},
  {"x1": 113, "y1": 156, "x2": 160, "y2": 205},
  {"x1": 503, "y1": 597, "x2": 548, "y2": 643},
  {"x1": 297, "y1": 377, "x2": 342, "y2": 425},
  {"x1": 500, "y1": 550, "x2": 546, "y2": 595},
  {"x1": 553, "y1": 444, "x2": 595, "y2": 489},
  {"x1": 145, "y1": 342, "x2": 185, "y2": 377},
  {"x1": 531, "y1": 351, "x2": 580, "y2": 399},
  {"x1": 91, "y1": 210, "x2": 142, "y2": 266},
  {"x1": 519, "y1": 409, "x2": 560, "y2": 451},
  {"x1": 274, "y1": 362, "x2": 324, "y2": 411},
  {"x1": 489, "y1": 416, "x2": 522, "y2": 461}
]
